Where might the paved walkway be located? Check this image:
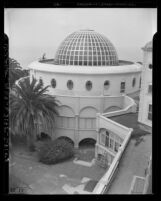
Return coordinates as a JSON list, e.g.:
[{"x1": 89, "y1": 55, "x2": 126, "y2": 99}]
[{"x1": 106, "y1": 134, "x2": 152, "y2": 194}]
